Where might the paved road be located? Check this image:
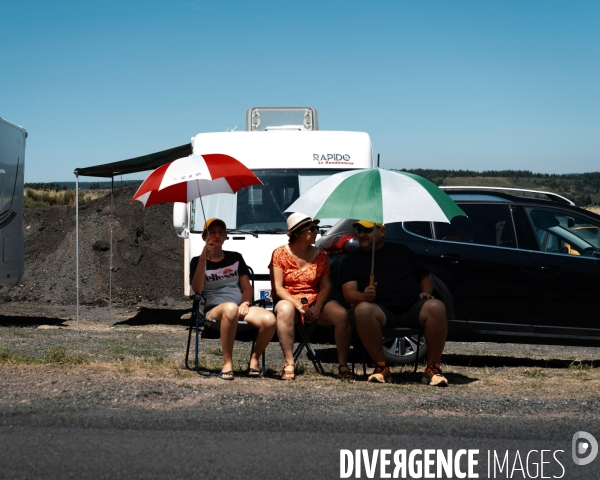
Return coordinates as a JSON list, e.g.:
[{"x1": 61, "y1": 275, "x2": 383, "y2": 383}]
[{"x1": 1, "y1": 405, "x2": 598, "y2": 479}]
